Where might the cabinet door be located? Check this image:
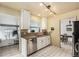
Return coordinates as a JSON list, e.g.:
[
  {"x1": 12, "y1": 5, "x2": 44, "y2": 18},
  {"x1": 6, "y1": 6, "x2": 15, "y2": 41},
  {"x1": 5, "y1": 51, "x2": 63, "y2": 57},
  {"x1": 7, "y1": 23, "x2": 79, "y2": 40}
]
[
  {"x1": 37, "y1": 37, "x2": 43, "y2": 50},
  {"x1": 45, "y1": 36, "x2": 50, "y2": 46},
  {"x1": 41, "y1": 37, "x2": 47, "y2": 48},
  {"x1": 21, "y1": 9, "x2": 31, "y2": 29},
  {"x1": 21, "y1": 38, "x2": 27, "y2": 57},
  {"x1": 41, "y1": 36, "x2": 50, "y2": 48},
  {"x1": 37, "y1": 36, "x2": 51, "y2": 50},
  {"x1": 42, "y1": 37, "x2": 47, "y2": 47}
]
